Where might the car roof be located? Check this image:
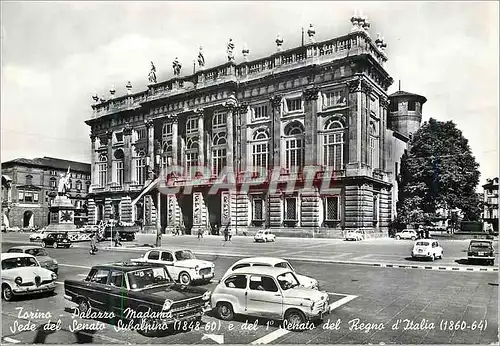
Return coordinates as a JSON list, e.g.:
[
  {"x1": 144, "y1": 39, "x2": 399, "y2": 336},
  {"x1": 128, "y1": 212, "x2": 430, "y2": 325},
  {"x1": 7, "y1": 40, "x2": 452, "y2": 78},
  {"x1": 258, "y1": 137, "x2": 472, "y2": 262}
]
[
  {"x1": 469, "y1": 240, "x2": 493, "y2": 244},
  {"x1": 231, "y1": 257, "x2": 287, "y2": 266},
  {"x1": 1, "y1": 253, "x2": 36, "y2": 260},
  {"x1": 145, "y1": 247, "x2": 193, "y2": 253},
  {"x1": 230, "y1": 266, "x2": 291, "y2": 276},
  {"x1": 8, "y1": 245, "x2": 44, "y2": 251},
  {"x1": 91, "y1": 262, "x2": 167, "y2": 272}
]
